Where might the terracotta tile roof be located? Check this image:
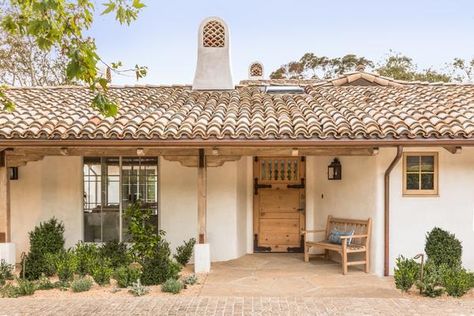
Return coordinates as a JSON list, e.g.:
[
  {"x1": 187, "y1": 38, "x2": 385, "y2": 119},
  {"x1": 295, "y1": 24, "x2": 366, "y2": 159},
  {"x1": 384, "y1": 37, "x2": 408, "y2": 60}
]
[
  {"x1": 1, "y1": 84, "x2": 474, "y2": 141},
  {"x1": 238, "y1": 79, "x2": 321, "y2": 87},
  {"x1": 314, "y1": 71, "x2": 454, "y2": 87},
  {"x1": 239, "y1": 71, "x2": 454, "y2": 88}
]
